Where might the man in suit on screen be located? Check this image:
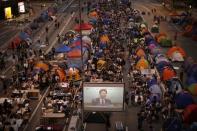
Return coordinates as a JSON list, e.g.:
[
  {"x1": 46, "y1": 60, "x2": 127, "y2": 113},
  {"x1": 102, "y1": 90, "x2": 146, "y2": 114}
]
[{"x1": 92, "y1": 89, "x2": 112, "y2": 106}]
